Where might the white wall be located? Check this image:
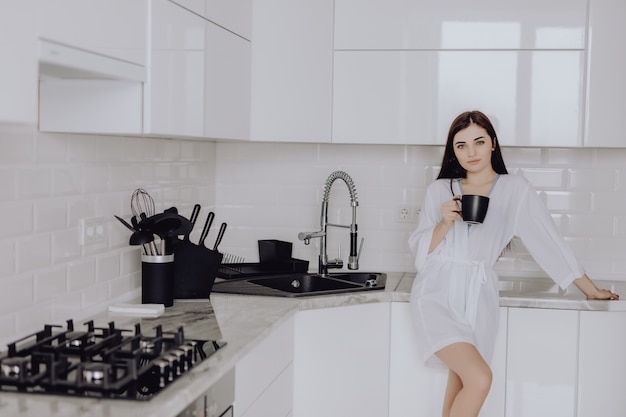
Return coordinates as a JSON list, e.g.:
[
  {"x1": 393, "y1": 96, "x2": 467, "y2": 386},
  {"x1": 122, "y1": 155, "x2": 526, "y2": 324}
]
[
  {"x1": 214, "y1": 142, "x2": 626, "y2": 281},
  {"x1": 1, "y1": 124, "x2": 625, "y2": 344},
  {"x1": 0, "y1": 124, "x2": 216, "y2": 344}
]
